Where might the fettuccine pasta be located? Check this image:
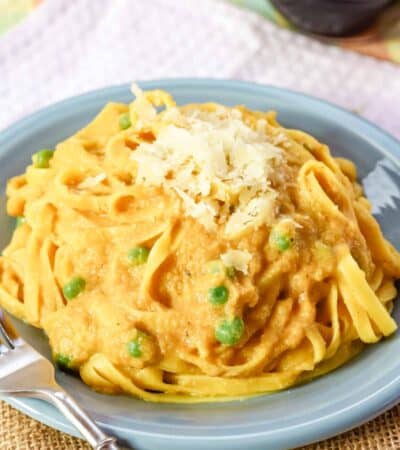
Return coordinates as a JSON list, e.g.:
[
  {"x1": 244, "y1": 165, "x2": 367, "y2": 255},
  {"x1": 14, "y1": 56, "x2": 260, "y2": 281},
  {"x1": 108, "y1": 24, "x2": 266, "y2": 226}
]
[{"x1": 1, "y1": 85, "x2": 399, "y2": 402}]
